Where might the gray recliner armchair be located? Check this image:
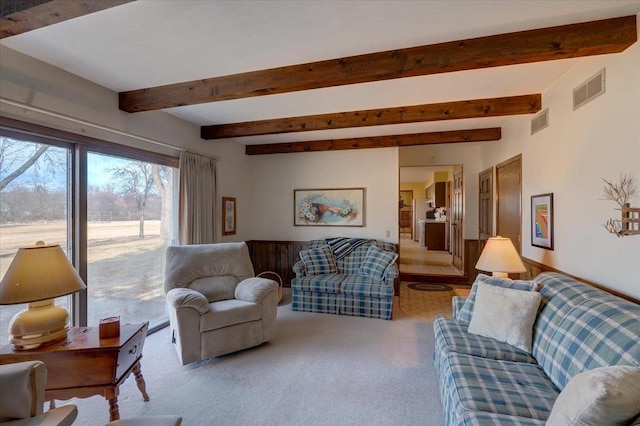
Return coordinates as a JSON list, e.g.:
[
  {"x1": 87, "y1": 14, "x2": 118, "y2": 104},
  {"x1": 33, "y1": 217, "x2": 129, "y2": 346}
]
[
  {"x1": 164, "y1": 242, "x2": 279, "y2": 365},
  {"x1": 0, "y1": 361, "x2": 77, "y2": 425}
]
